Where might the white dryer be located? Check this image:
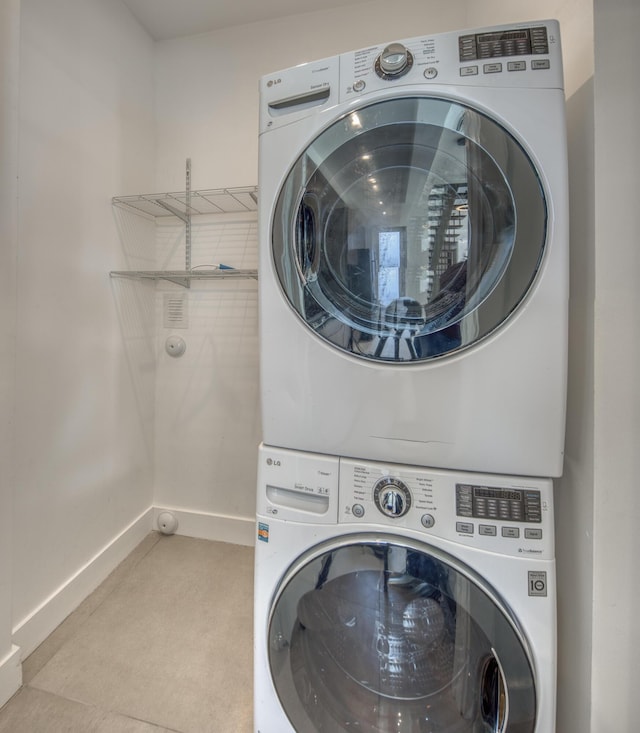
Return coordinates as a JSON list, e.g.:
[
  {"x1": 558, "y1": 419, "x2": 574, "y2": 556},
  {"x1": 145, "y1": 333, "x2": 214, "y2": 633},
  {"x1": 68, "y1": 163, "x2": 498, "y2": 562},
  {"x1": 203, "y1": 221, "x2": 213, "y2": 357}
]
[
  {"x1": 258, "y1": 20, "x2": 569, "y2": 477},
  {"x1": 254, "y1": 444, "x2": 556, "y2": 732}
]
